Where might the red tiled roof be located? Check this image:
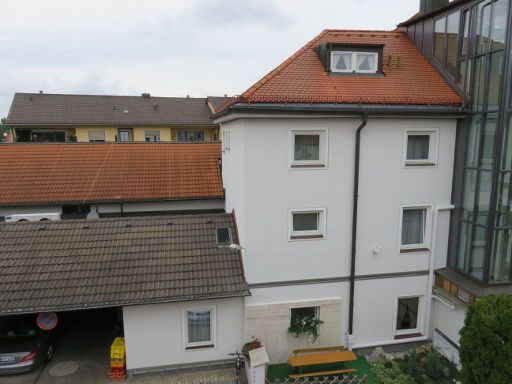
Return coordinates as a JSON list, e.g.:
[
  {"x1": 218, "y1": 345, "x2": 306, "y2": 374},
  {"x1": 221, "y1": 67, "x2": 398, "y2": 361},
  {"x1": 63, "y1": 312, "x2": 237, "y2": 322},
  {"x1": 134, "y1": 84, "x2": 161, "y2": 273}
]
[
  {"x1": 225, "y1": 30, "x2": 462, "y2": 108},
  {"x1": 0, "y1": 143, "x2": 223, "y2": 206}
]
